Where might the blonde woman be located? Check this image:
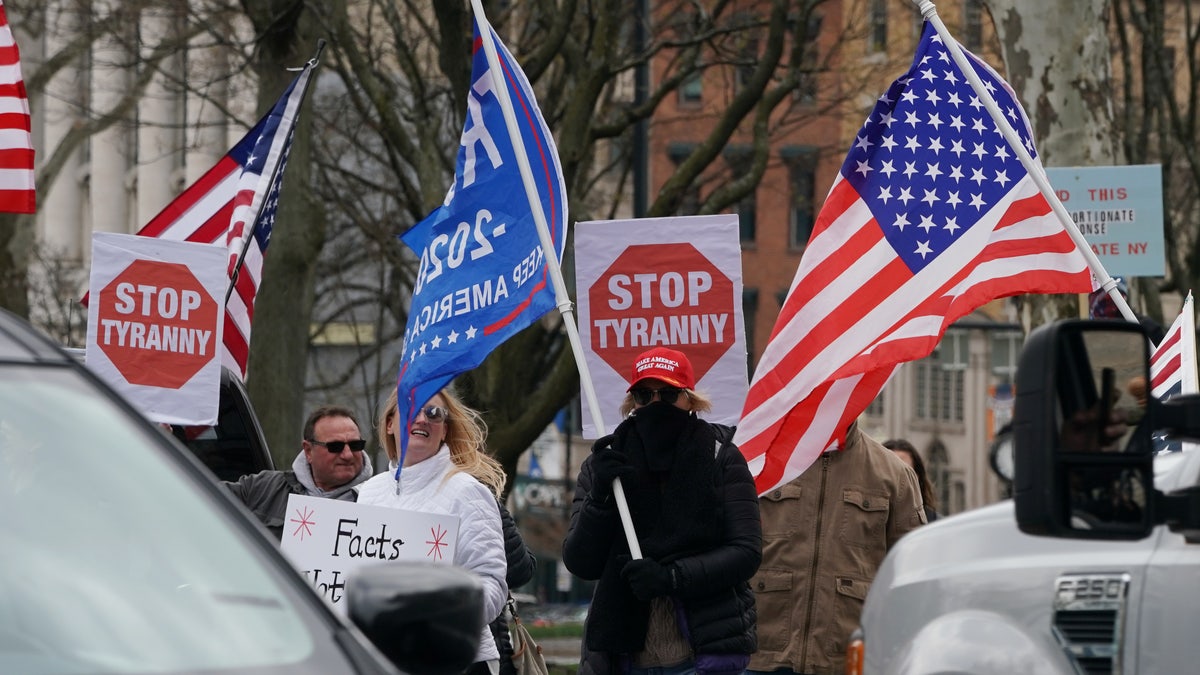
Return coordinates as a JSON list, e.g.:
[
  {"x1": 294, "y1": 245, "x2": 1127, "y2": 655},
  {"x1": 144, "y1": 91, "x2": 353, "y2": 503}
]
[{"x1": 357, "y1": 387, "x2": 508, "y2": 675}]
